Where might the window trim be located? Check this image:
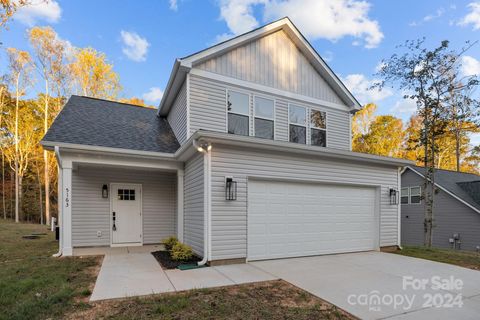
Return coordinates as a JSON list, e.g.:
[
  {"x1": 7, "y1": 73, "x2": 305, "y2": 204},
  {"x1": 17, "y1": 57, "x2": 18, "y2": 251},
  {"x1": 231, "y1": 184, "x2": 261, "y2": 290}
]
[
  {"x1": 288, "y1": 103, "x2": 328, "y2": 147},
  {"x1": 226, "y1": 89, "x2": 251, "y2": 136},
  {"x1": 409, "y1": 186, "x2": 422, "y2": 205},
  {"x1": 253, "y1": 95, "x2": 275, "y2": 140}
]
